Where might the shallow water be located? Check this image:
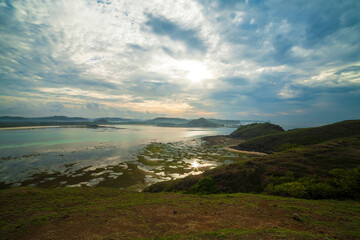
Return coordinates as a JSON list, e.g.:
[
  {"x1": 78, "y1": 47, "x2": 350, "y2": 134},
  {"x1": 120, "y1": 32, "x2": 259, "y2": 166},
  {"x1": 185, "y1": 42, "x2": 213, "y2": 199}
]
[{"x1": 0, "y1": 125, "x2": 244, "y2": 190}]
